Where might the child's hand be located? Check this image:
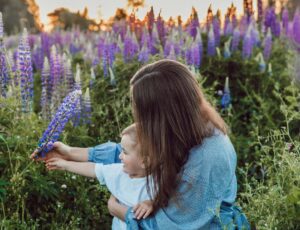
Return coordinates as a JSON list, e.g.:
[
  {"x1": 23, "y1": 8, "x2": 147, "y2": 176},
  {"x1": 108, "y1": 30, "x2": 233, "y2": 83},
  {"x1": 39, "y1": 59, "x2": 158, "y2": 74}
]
[
  {"x1": 133, "y1": 200, "x2": 153, "y2": 220},
  {"x1": 45, "y1": 158, "x2": 68, "y2": 170},
  {"x1": 30, "y1": 142, "x2": 71, "y2": 161}
]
